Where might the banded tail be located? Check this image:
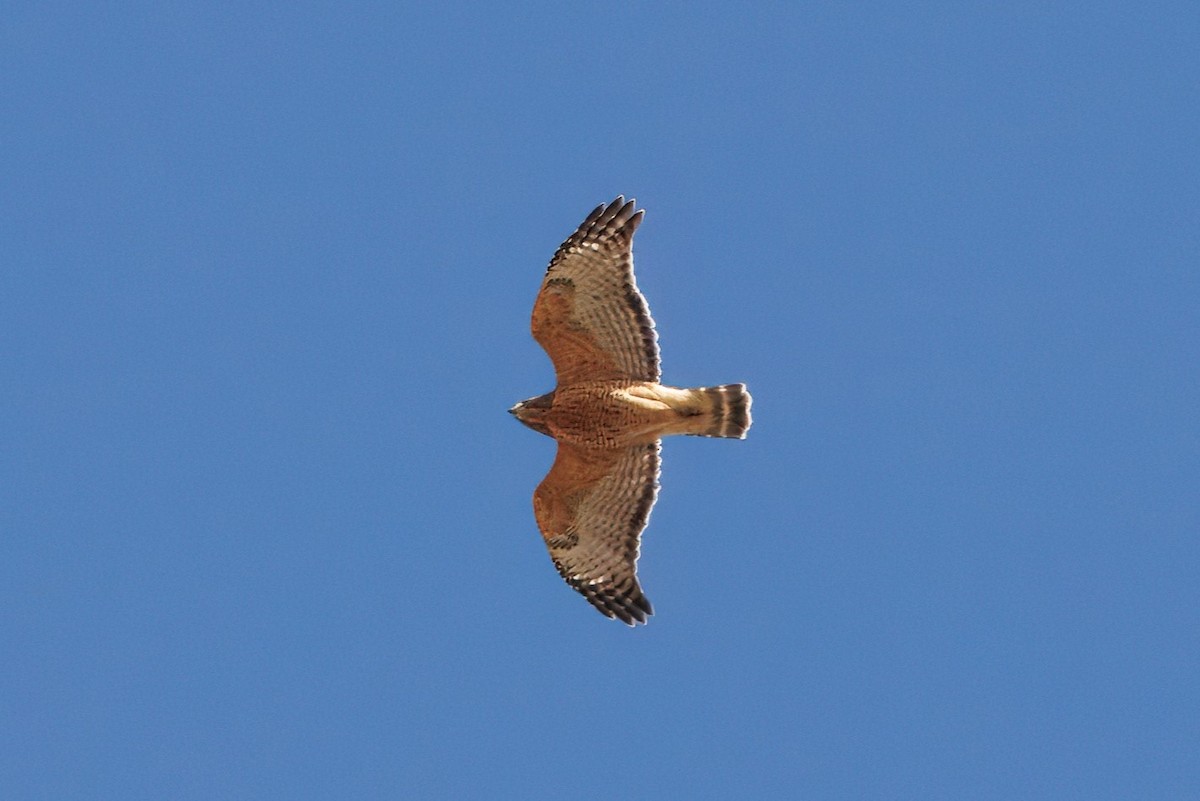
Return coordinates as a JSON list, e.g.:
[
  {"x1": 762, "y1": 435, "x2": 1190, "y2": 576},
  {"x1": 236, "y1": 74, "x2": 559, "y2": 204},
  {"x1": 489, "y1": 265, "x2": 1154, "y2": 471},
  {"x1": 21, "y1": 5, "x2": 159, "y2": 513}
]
[{"x1": 691, "y1": 383, "x2": 753, "y2": 439}]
